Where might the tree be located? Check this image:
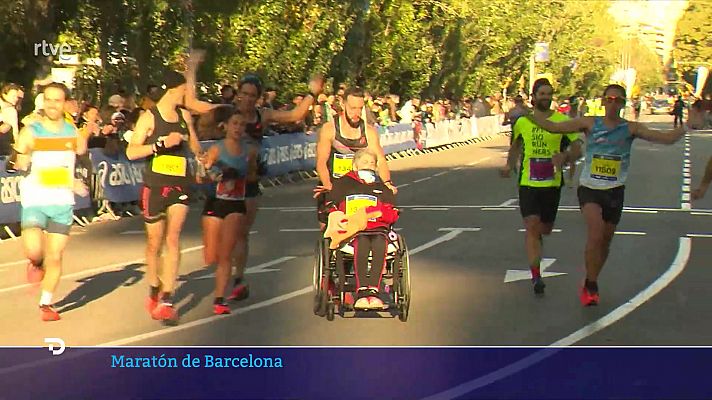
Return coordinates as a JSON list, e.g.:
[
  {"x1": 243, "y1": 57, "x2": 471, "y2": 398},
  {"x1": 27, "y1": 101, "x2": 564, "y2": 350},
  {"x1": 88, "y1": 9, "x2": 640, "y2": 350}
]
[{"x1": 674, "y1": 0, "x2": 712, "y2": 94}]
